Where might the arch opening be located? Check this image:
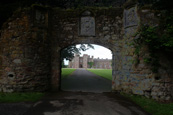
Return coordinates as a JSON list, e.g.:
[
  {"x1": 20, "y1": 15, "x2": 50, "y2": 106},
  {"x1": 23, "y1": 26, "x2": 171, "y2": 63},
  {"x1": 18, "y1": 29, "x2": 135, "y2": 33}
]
[{"x1": 60, "y1": 44, "x2": 113, "y2": 93}]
